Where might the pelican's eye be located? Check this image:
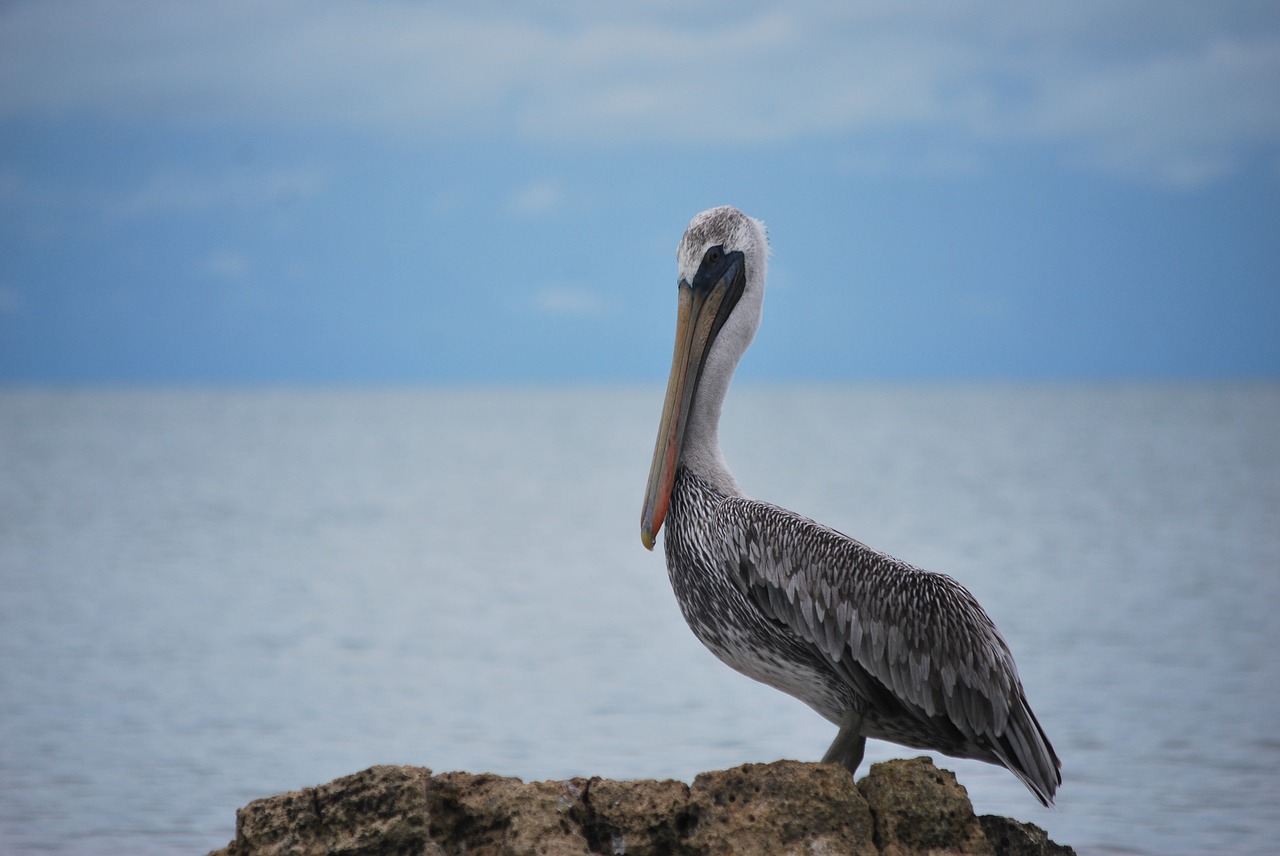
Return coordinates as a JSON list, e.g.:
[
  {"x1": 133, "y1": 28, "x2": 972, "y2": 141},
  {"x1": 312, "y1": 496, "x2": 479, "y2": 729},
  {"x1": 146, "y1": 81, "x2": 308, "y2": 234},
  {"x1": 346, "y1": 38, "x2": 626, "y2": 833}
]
[{"x1": 703, "y1": 245, "x2": 724, "y2": 267}]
